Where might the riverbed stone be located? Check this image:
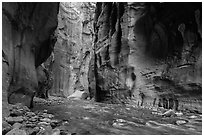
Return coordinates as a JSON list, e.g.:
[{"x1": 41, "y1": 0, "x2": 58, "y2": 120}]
[
  {"x1": 25, "y1": 112, "x2": 36, "y2": 117},
  {"x1": 176, "y1": 120, "x2": 187, "y2": 125},
  {"x1": 40, "y1": 118, "x2": 52, "y2": 123},
  {"x1": 5, "y1": 116, "x2": 24, "y2": 125},
  {"x1": 2, "y1": 121, "x2": 12, "y2": 135},
  {"x1": 10, "y1": 109, "x2": 24, "y2": 116},
  {"x1": 51, "y1": 128, "x2": 61, "y2": 135},
  {"x1": 6, "y1": 128, "x2": 27, "y2": 135},
  {"x1": 12, "y1": 122, "x2": 22, "y2": 129}
]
